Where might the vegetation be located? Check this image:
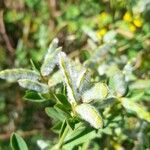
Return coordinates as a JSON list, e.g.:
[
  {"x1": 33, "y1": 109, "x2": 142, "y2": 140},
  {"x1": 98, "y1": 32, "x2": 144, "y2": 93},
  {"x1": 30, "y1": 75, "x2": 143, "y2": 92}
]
[{"x1": 0, "y1": 0, "x2": 150, "y2": 149}]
